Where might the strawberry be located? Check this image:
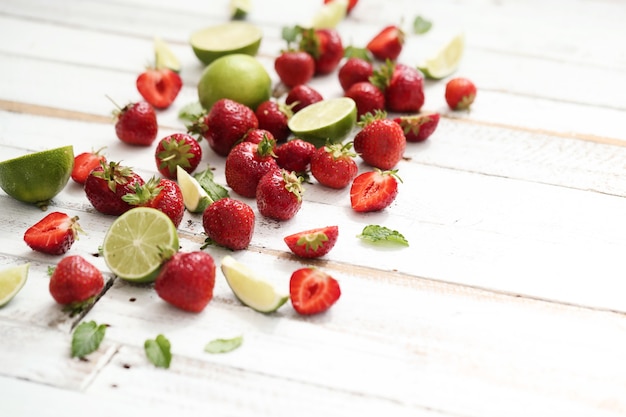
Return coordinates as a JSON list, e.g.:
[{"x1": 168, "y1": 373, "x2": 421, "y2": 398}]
[
  {"x1": 244, "y1": 128, "x2": 276, "y2": 145},
  {"x1": 284, "y1": 225, "x2": 339, "y2": 259},
  {"x1": 324, "y1": 0, "x2": 359, "y2": 14},
  {"x1": 371, "y1": 61, "x2": 425, "y2": 113},
  {"x1": 274, "y1": 50, "x2": 315, "y2": 88},
  {"x1": 290, "y1": 267, "x2": 341, "y2": 315},
  {"x1": 256, "y1": 169, "x2": 304, "y2": 221},
  {"x1": 310, "y1": 142, "x2": 358, "y2": 189},
  {"x1": 202, "y1": 198, "x2": 255, "y2": 251},
  {"x1": 154, "y1": 133, "x2": 202, "y2": 179},
  {"x1": 24, "y1": 212, "x2": 83, "y2": 255},
  {"x1": 274, "y1": 138, "x2": 316, "y2": 175},
  {"x1": 154, "y1": 251, "x2": 216, "y2": 313},
  {"x1": 113, "y1": 101, "x2": 158, "y2": 146},
  {"x1": 353, "y1": 111, "x2": 406, "y2": 170},
  {"x1": 255, "y1": 100, "x2": 292, "y2": 143},
  {"x1": 84, "y1": 161, "x2": 145, "y2": 216},
  {"x1": 136, "y1": 67, "x2": 182, "y2": 110},
  {"x1": 350, "y1": 169, "x2": 400, "y2": 212},
  {"x1": 366, "y1": 25, "x2": 405, "y2": 61},
  {"x1": 225, "y1": 136, "x2": 279, "y2": 198},
  {"x1": 71, "y1": 148, "x2": 106, "y2": 184},
  {"x1": 285, "y1": 84, "x2": 323, "y2": 113},
  {"x1": 344, "y1": 81, "x2": 385, "y2": 119},
  {"x1": 445, "y1": 77, "x2": 477, "y2": 110},
  {"x1": 299, "y1": 27, "x2": 344, "y2": 75},
  {"x1": 393, "y1": 112, "x2": 440, "y2": 142},
  {"x1": 338, "y1": 57, "x2": 373, "y2": 91},
  {"x1": 49, "y1": 255, "x2": 104, "y2": 308},
  {"x1": 122, "y1": 177, "x2": 185, "y2": 228}
]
